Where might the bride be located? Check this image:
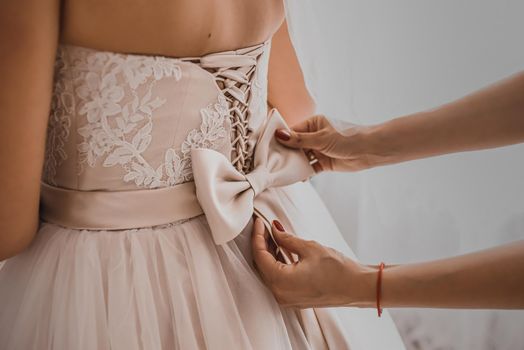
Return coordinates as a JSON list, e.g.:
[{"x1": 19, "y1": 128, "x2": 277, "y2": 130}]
[{"x1": 0, "y1": 0, "x2": 405, "y2": 348}]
